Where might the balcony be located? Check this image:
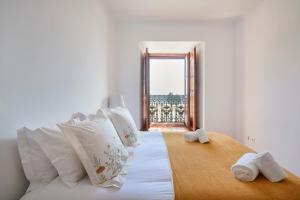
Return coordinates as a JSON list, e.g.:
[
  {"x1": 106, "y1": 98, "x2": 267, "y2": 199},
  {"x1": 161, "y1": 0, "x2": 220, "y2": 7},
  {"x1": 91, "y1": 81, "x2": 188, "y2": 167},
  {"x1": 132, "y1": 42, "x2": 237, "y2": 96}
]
[{"x1": 149, "y1": 93, "x2": 186, "y2": 123}]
